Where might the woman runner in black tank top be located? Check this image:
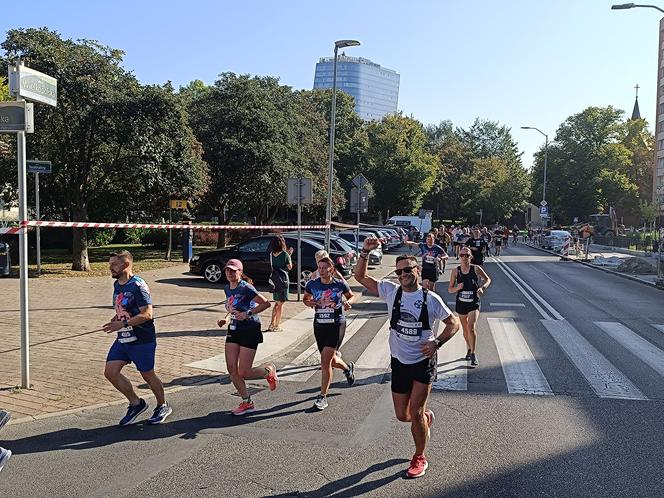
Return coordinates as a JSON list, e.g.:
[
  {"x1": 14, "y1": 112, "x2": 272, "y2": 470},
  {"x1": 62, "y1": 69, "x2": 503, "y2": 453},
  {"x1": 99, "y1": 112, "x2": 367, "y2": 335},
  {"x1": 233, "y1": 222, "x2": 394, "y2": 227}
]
[{"x1": 448, "y1": 247, "x2": 491, "y2": 366}]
